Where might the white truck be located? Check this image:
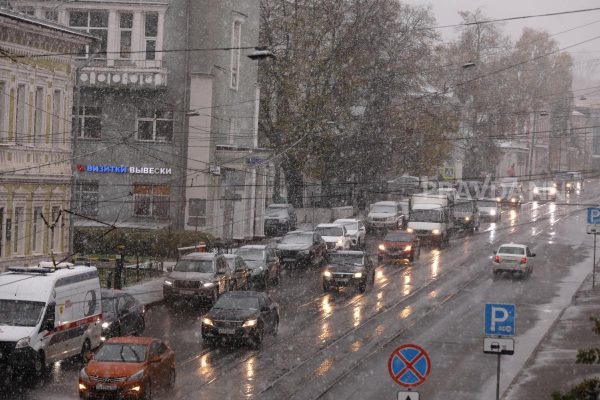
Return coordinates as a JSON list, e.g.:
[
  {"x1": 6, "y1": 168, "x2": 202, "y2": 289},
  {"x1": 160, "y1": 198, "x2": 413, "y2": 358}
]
[
  {"x1": 407, "y1": 193, "x2": 454, "y2": 246},
  {"x1": 0, "y1": 264, "x2": 102, "y2": 381}
]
